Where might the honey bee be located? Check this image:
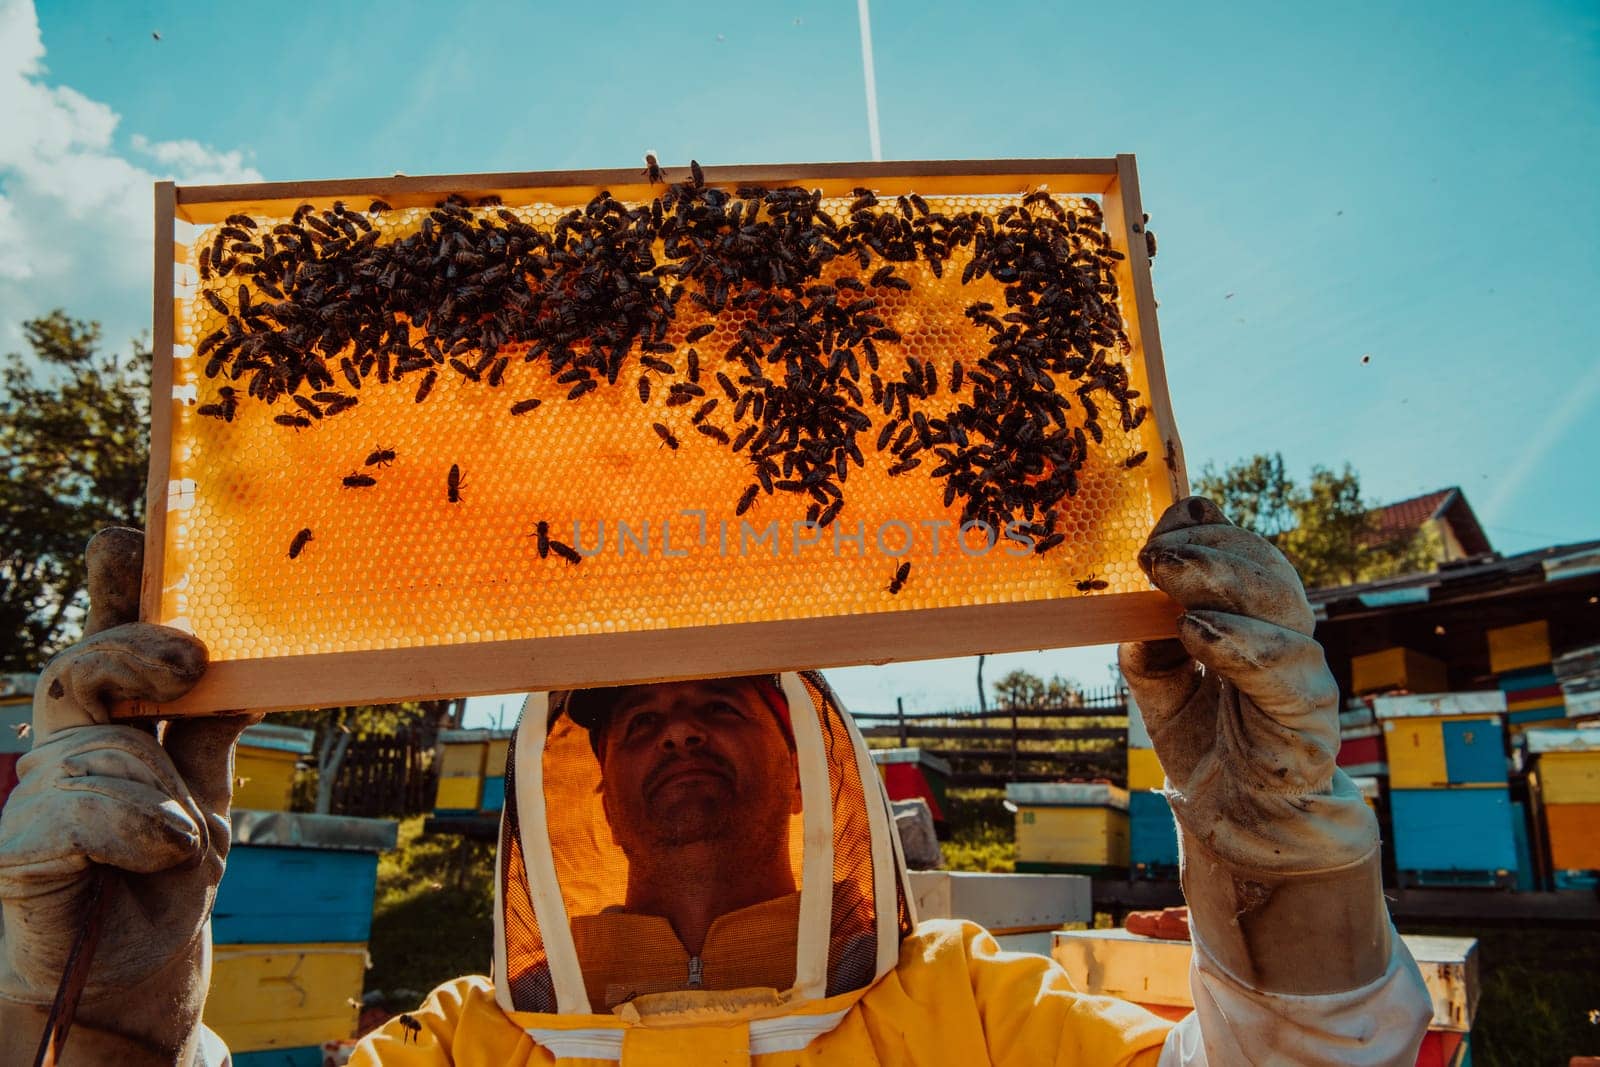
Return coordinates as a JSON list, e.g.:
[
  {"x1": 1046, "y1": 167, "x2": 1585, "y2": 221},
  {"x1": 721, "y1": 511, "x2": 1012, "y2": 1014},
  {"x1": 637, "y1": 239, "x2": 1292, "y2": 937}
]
[
  {"x1": 1122, "y1": 451, "x2": 1148, "y2": 469},
  {"x1": 447, "y1": 464, "x2": 465, "y2": 503},
  {"x1": 1163, "y1": 438, "x2": 1177, "y2": 471},
  {"x1": 532, "y1": 520, "x2": 550, "y2": 558},
  {"x1": 735, "y1": 483, "x2": 760, "y2": 516},
  {"x1": 652, "y1": 422, "x2": 680, "y2": 450},
  {"x1": 691, "y1": 398, "x2": 718, "y2": 423},
  {"x1": 685, "y1": 323, "x2": 715, "y2": 344},
  {"x1": 415, "y1": 370, "x2": 437, "y2": 404},
  {"x1": 1075, "y1": 574, "x2": 1110, "y2": 592},
  {"x1": 690, "y1": 159, "x2": 705, "y2": 189},
  {"x1": 369, "y1": 199, "x2": 392, "y2": 213},
  {"x1": 342, "y1": 472, "x2": 377, "y2": 488},
  {"x1": 696, "y1": 423, "x2": 730, "y2": 445},
  {"x1": 1034, "y1": 532, "x2": 1066, "y2": 555},
  {"x1": 274, "y1": 413, "x2": 312, "y2": 429},
  {"x1": 568, "y1": 379, "x2": 598, "y2": 400},
  {"x1": 505, "y1": 397, "x2": 540, "y2": 416},
  {"x1": 397, "y1": 1013, "x2": 422, "y2": 1045},
  {"x1": 886, "y1": 561, "x2": 910, "y2": 595},
  {"x1": 224, "y1": 213, "x2": 257, "y2": 230},
  {"x1": 202, "y1": 289, "x2": 229, "y2": 316},
  {"x1": 288, "y1": 528, "x2": 313, "y2": 559},
  {"x1": 644, "y1": 152, "x2": 665, "y2": 184},
  {"x1": 365, "y1": 445, "x2": 397, "y2": 468},
  {"x1": 637, "y1": 375, "x2": 652, "y2": 403},
  {"x1": 549, "y1": 539, "x2": 582, "y2": 564}
]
